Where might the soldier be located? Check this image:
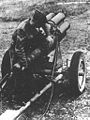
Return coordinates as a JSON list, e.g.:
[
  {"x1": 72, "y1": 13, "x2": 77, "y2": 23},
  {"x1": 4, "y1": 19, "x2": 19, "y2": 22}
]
[
  {"x1": 11, "y1": 9, "x2": 55, "y2": 73},
  {"x1": 3, "y1": 9, "x2": 56, "y2": 106}
]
